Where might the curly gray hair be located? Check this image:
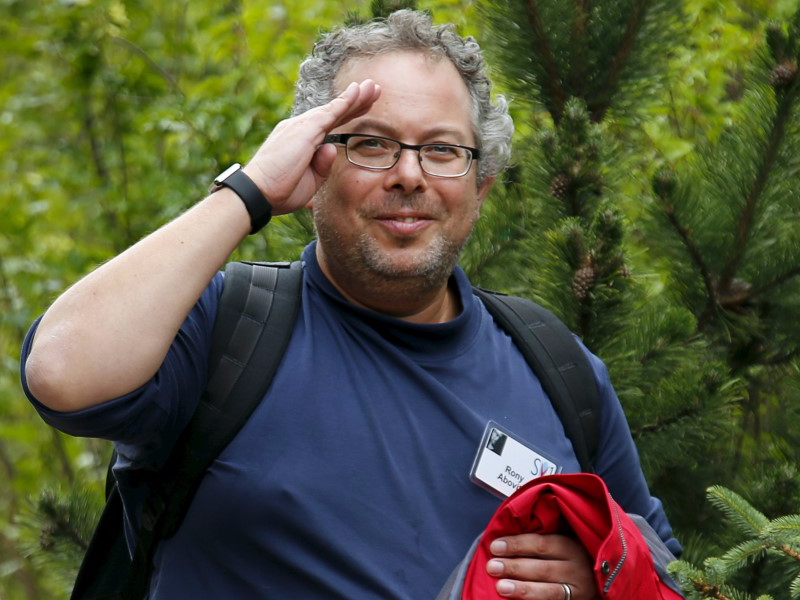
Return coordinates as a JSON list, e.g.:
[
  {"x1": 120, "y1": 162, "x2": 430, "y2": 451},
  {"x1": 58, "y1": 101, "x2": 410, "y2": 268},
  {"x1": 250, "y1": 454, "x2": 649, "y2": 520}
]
[{"x1": 292, "y1": 10, "x2": 513, "y2": 183}]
